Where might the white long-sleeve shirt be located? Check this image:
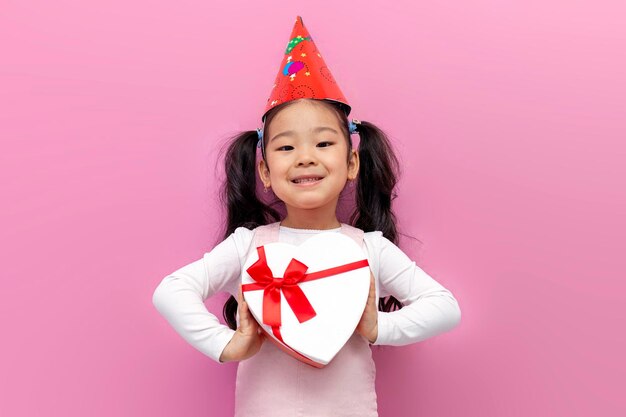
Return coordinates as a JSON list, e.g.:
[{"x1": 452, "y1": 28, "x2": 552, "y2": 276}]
[{"x1": 152, "y1": 225, "x2": 462, "y2": 363}]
